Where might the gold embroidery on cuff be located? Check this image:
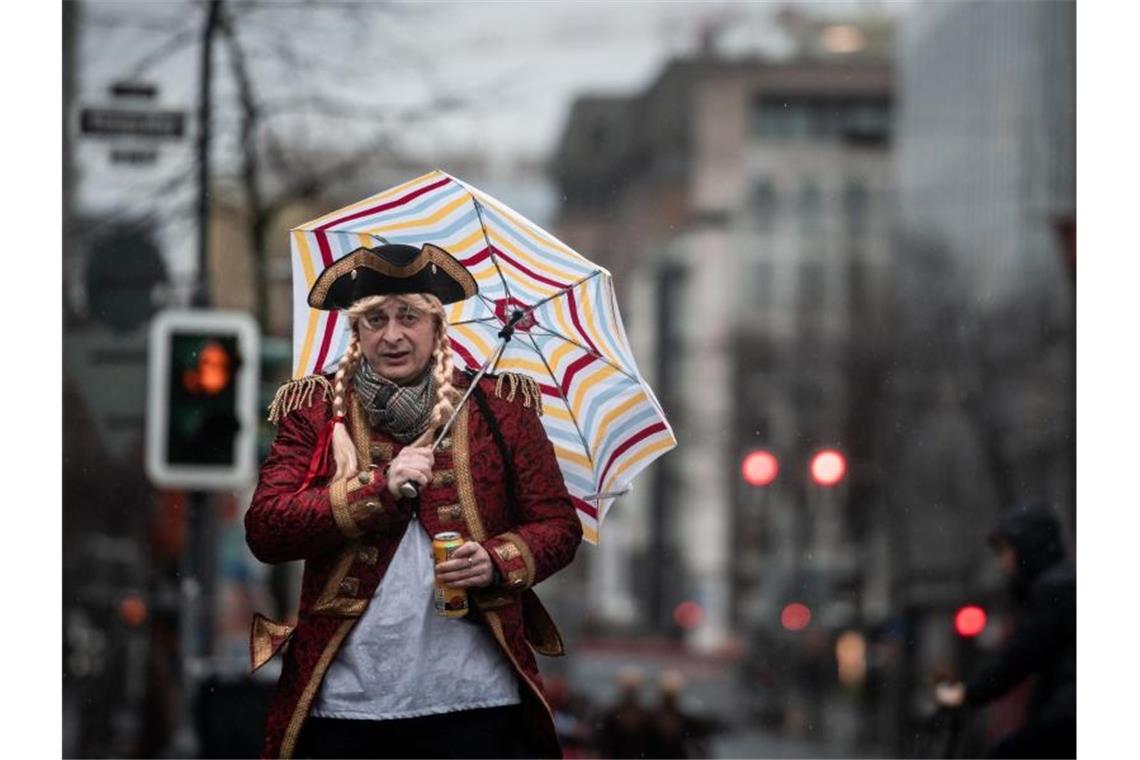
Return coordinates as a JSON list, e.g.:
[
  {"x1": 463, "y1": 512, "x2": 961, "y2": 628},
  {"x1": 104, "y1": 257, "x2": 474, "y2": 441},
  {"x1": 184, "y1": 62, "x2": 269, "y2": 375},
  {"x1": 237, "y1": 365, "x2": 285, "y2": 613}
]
[
  {"x1": 507, "y1": 568, "x2": 528, "y2": 589},
  {"x1": 494, "y1": 542, "x2": 521, "y2": 562},
  {"x1": 502, "y1": 531, "x2": 536, "y2": 586},
  {"x1": 329, "y1": 479, "x2": 363, "y2": 539},
  {"x1": 348, "y1": 498, "x2": 385, "y2": 526},
  {"x1": 337, "y1": 577, "x2": 360, "y2": 596}
]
